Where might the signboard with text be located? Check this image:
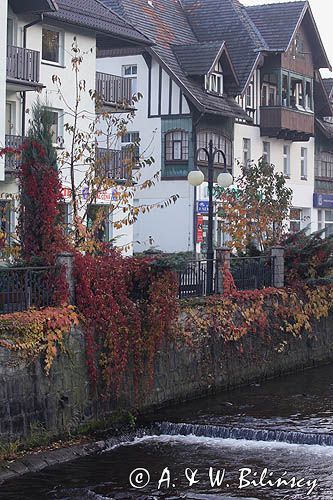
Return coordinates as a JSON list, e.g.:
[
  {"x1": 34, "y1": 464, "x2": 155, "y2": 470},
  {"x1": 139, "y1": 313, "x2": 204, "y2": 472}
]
[
  {"x1": 313, "y1": 192, "x2": 333, "y2": 209},
  {"x1": 197, "y1": 200, "x2": 209, "y2": 214},
  {"x1": 196, "y1": 215, "x2": 203, "y2": 243}
]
